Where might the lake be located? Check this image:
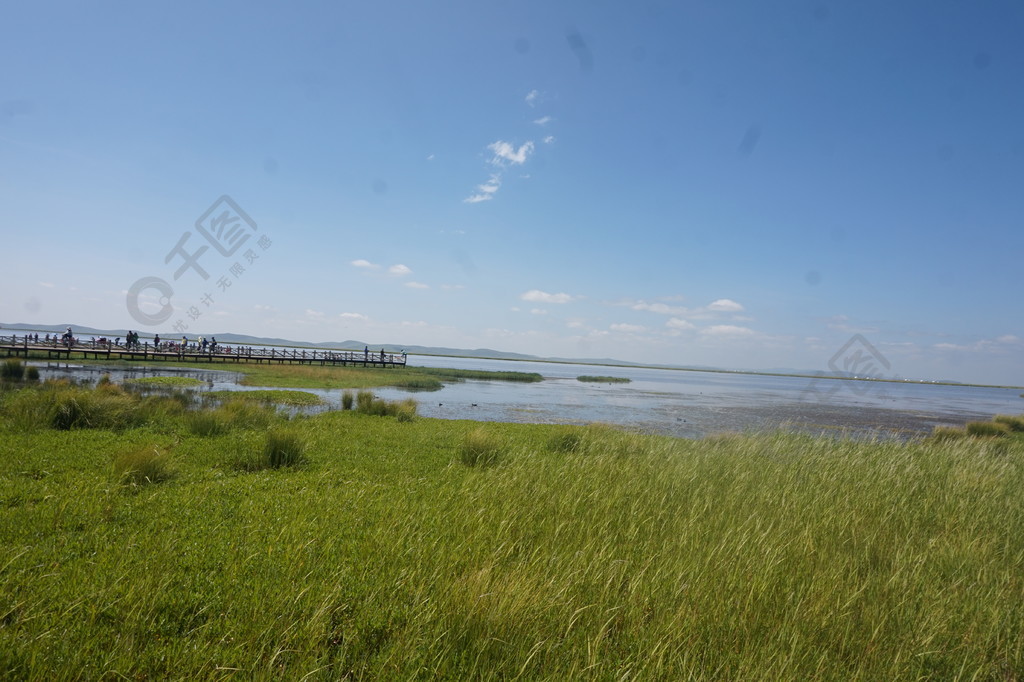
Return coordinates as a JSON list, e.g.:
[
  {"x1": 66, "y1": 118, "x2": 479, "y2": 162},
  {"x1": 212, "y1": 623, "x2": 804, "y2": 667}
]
[{"x1": 25, "y1": 354, "x2": 1023, "y2": 439}]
